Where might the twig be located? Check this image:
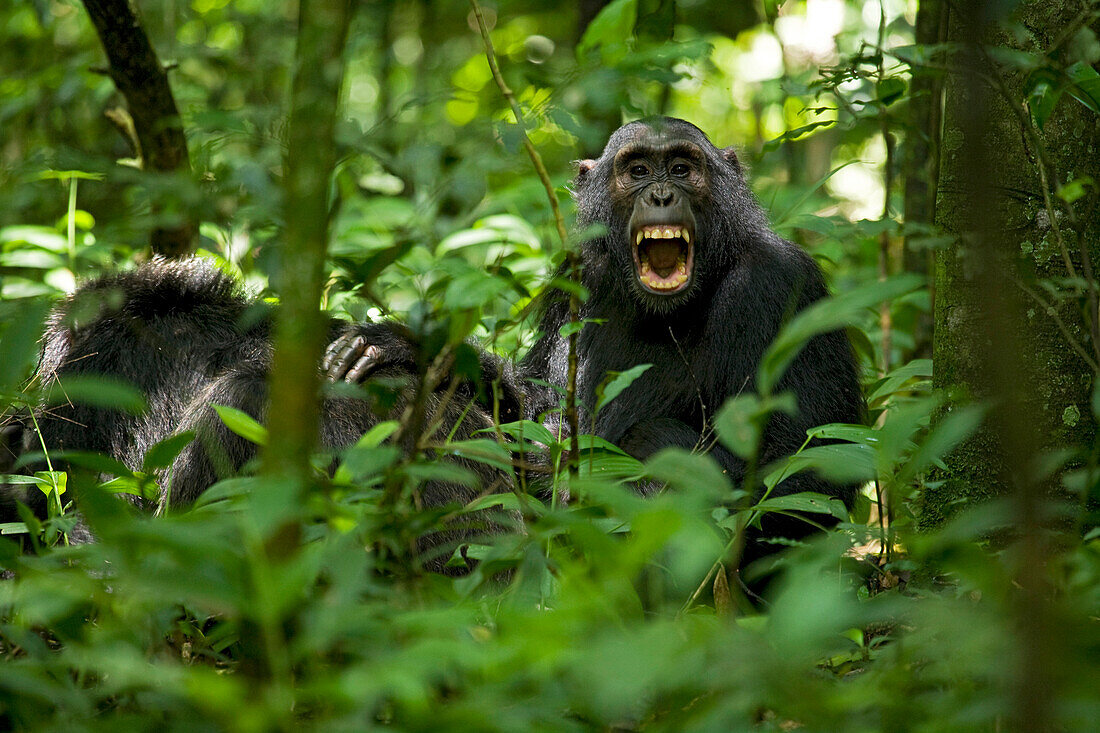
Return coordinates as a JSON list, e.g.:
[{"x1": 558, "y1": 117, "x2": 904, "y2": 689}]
[
  {"x1": 469, "y1": 0, "x2": 582, "y2": 474},
  {"x1": 876, "y1": 1, "x2": 895, "y2": 376},
  {"x1": 1013, "y1": 278, "x2": 1099, "y2": 371}
]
